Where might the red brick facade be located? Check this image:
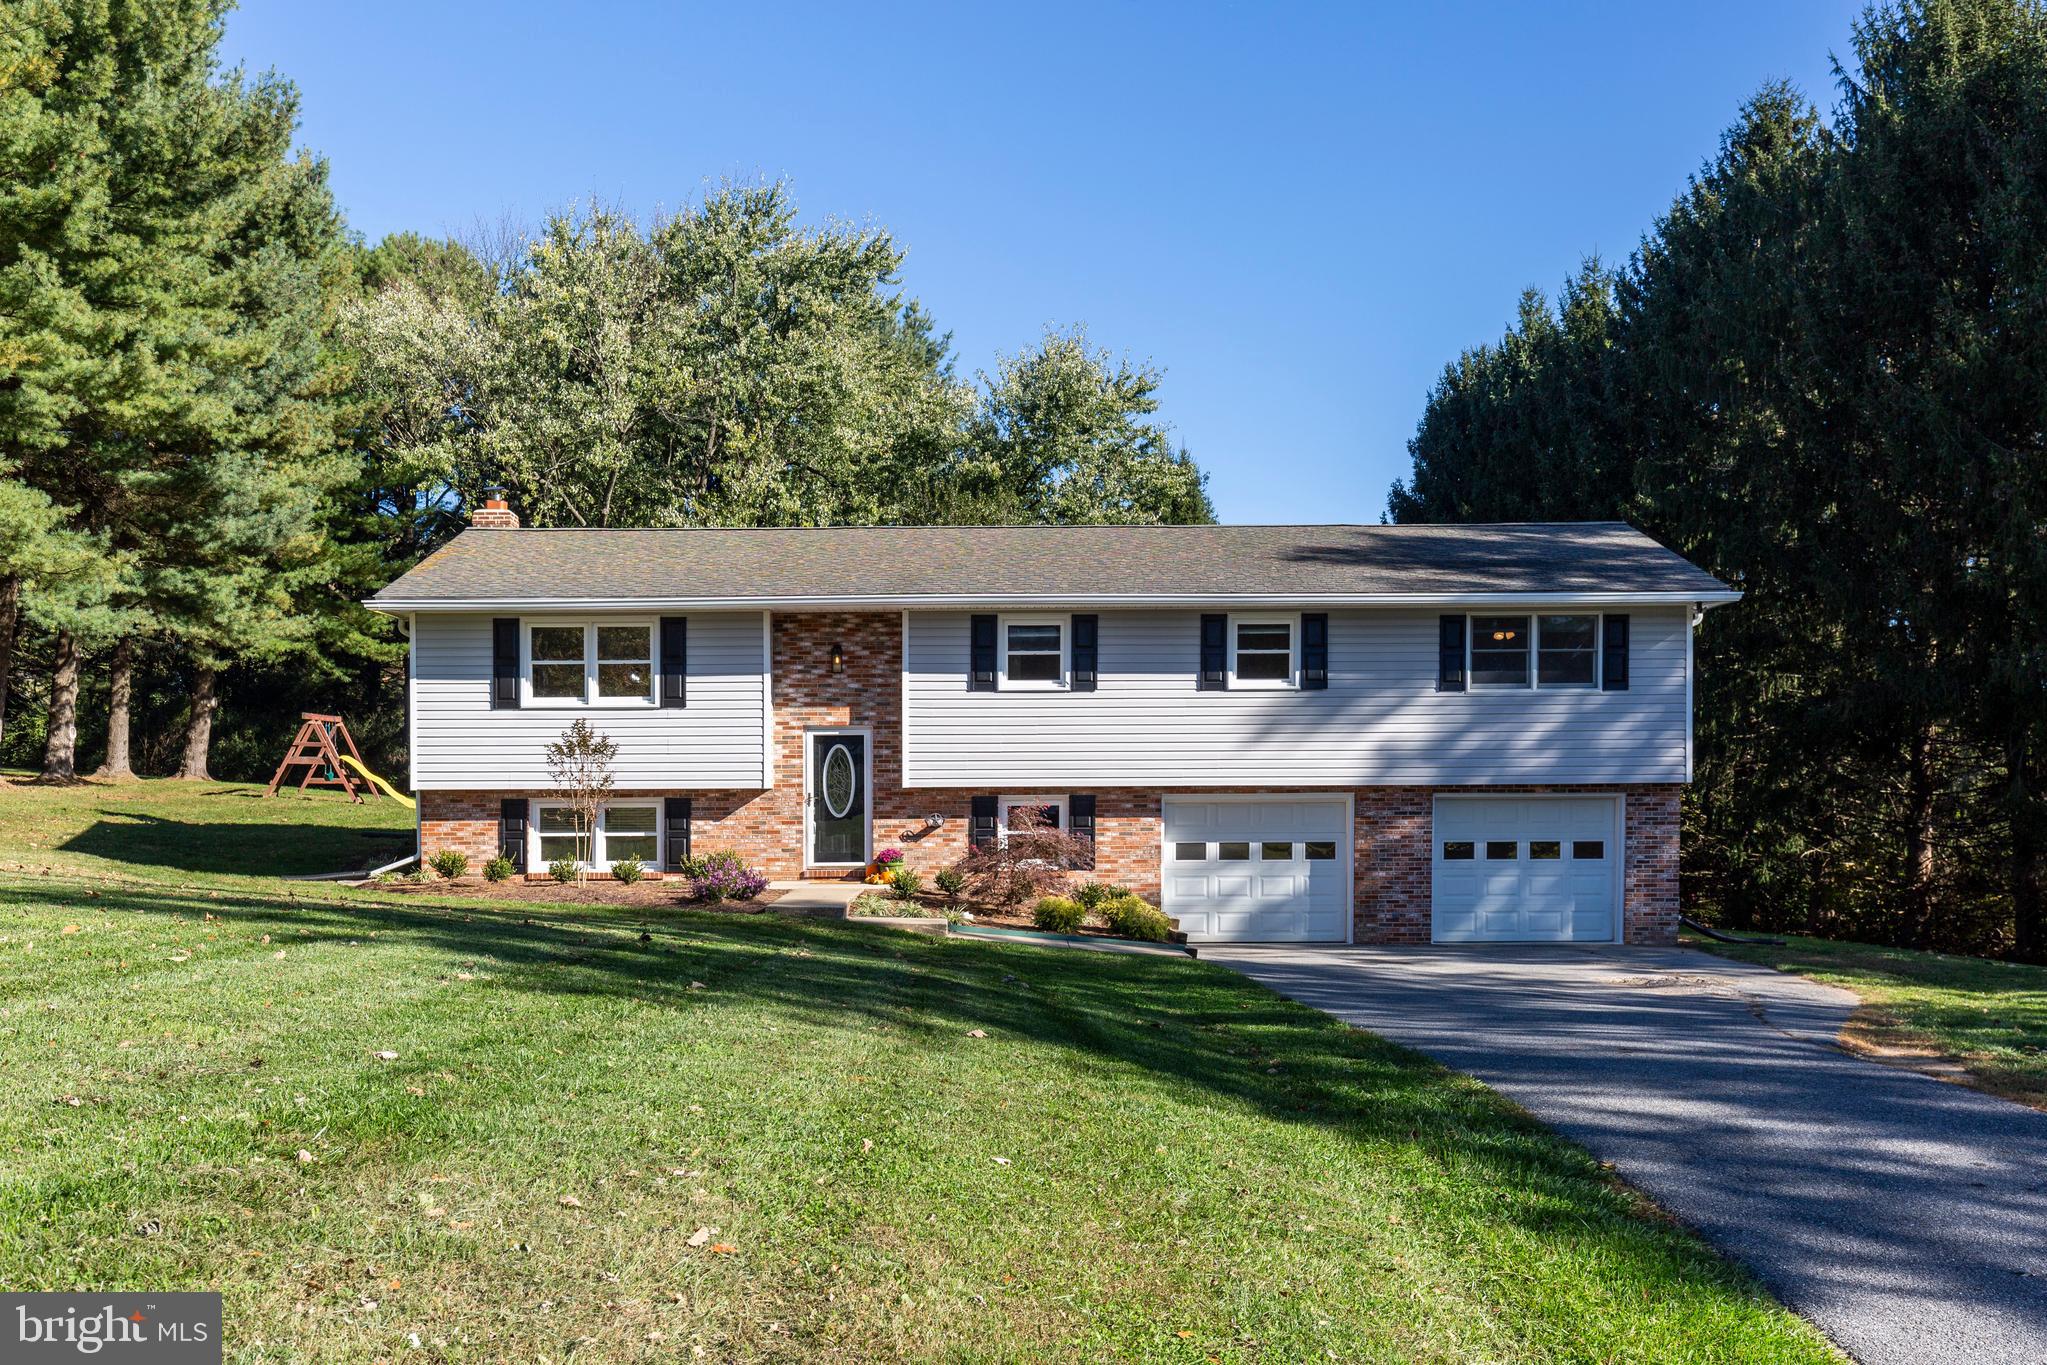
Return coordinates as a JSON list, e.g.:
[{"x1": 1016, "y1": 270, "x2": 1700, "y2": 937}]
[{"x1": 416, "y1": 612, "x2": 1683, "y2": 945}]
